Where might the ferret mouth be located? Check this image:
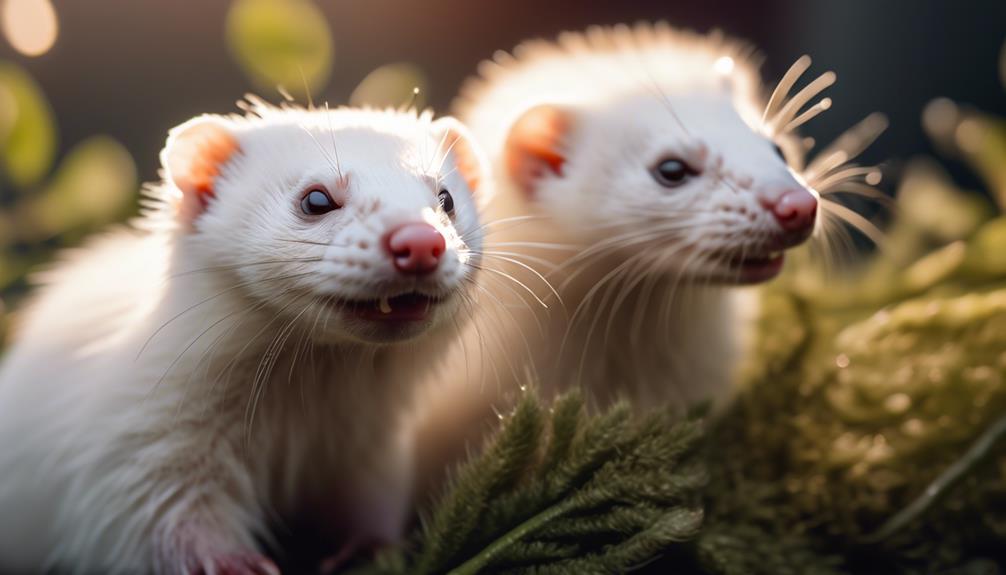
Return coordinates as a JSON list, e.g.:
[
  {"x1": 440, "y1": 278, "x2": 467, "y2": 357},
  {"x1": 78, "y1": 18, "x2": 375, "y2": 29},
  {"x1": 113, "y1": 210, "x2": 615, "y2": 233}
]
[
  {"x1": 330, "y1": 292, "x2": 446, "y2": 322},
  {"x1": 725, "y1": 251, "x2": 785, "y2": 283}
]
